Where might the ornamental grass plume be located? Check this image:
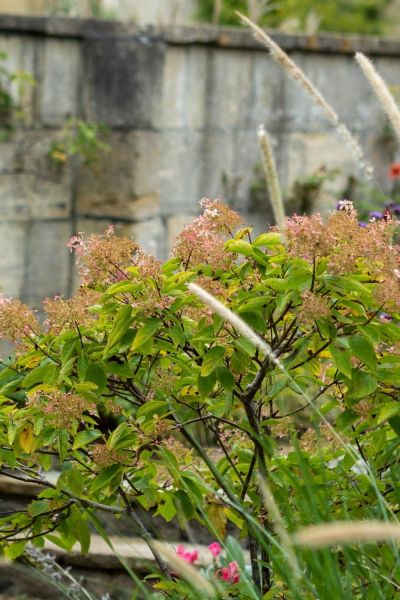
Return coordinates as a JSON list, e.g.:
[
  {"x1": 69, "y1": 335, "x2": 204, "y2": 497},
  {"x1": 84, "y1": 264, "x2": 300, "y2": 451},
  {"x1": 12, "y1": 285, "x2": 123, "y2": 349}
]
[
  {"x1": 356, "y1": 52, "x2": 400, "y2": 143},
  {"x1": 238, "y1": 13, "x2": 371, "y2": 178},
  {"x1": 257, "y1": 125, "x2": 286, "y2": 234},
  {"x1": 292, "y1": 520, "x2": 400, "y2": 548}
]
